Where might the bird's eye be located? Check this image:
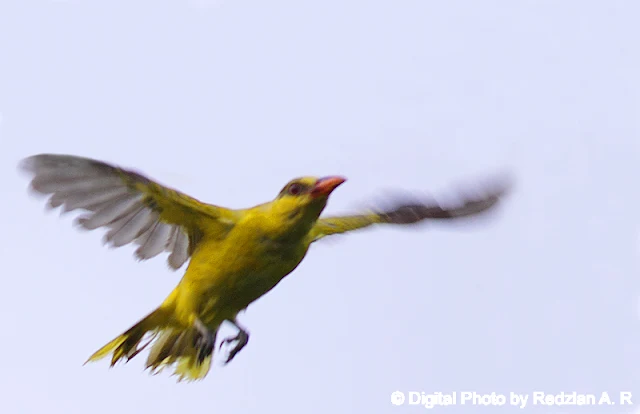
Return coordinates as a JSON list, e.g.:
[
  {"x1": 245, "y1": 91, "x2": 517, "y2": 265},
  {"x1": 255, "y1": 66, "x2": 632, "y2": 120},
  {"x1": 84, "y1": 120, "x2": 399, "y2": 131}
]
[{"x1": 288, "y1": 183, "x2": 302, "y2": 195}]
